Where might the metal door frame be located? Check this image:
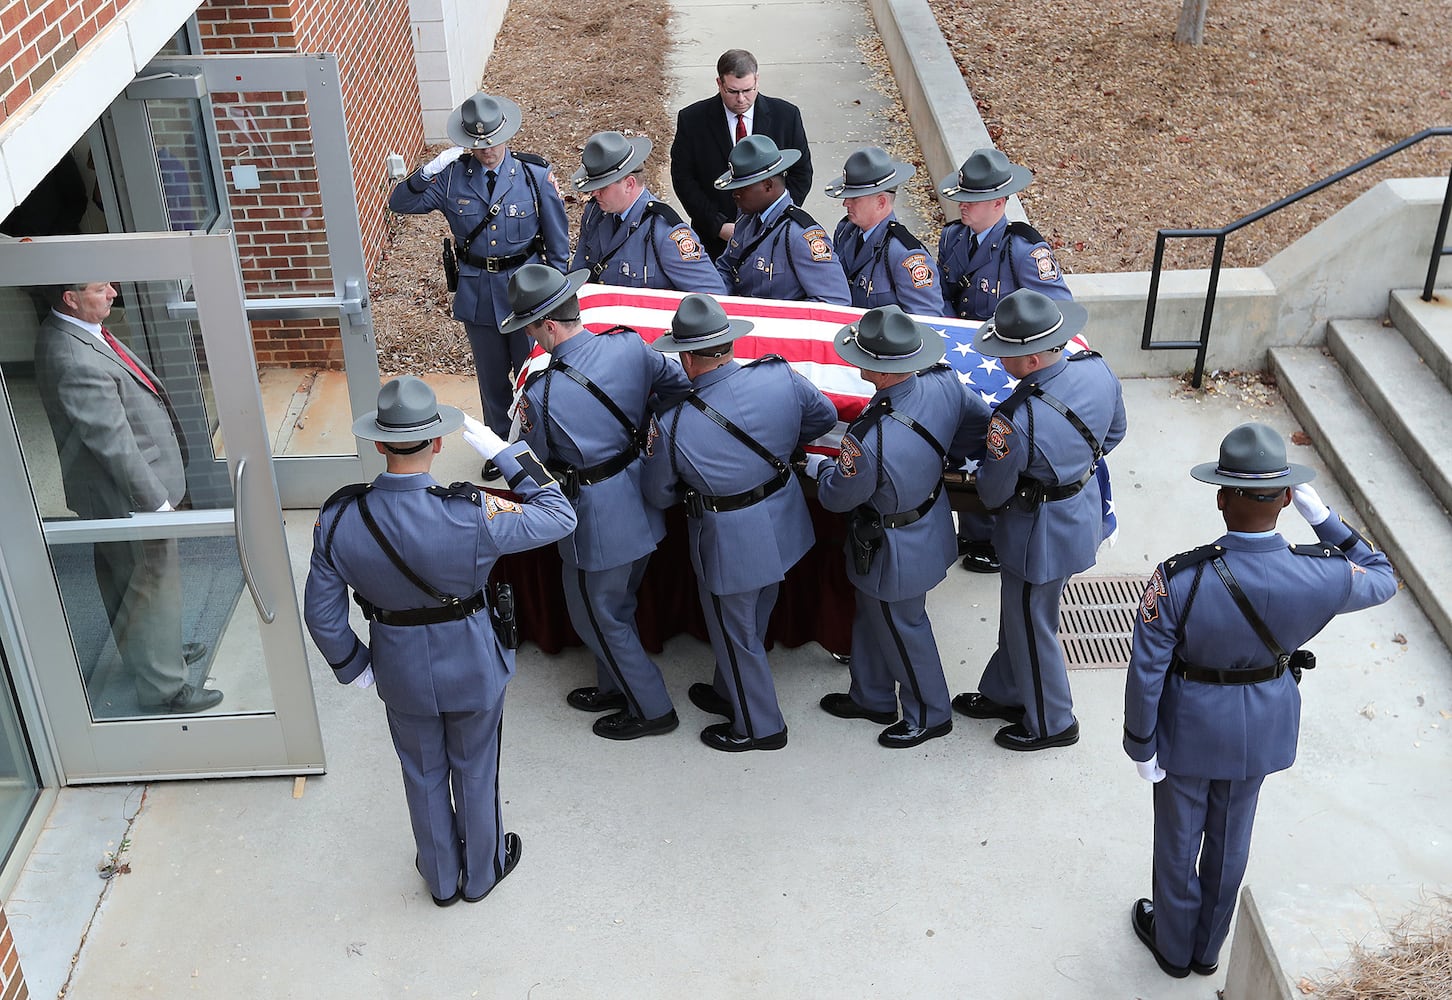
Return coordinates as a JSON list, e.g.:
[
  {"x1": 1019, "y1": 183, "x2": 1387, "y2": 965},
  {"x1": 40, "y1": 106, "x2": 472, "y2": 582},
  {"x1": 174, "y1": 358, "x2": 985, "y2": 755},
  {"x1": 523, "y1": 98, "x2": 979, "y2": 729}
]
[{"x1": 0, "y1": 231, "x2": 325, "y2": 782}]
